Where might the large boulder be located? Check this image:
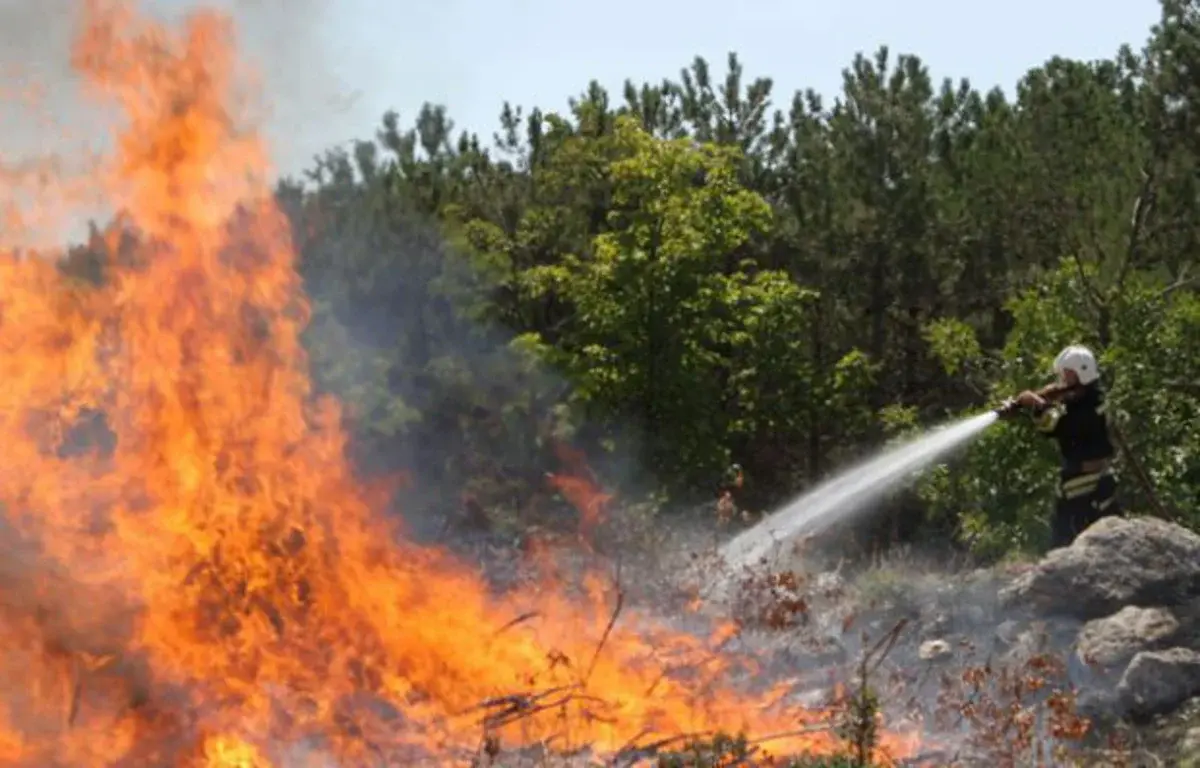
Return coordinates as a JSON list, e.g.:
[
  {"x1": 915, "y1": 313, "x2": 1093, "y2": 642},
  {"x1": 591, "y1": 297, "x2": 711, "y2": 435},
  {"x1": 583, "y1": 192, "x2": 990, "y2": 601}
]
[
  {"x1": 1116, "y1": 648, "x2": 1200, "y2": 719},
  {"x1": 999, "y1": 516, "x2": 1200, "y2": 620}
]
